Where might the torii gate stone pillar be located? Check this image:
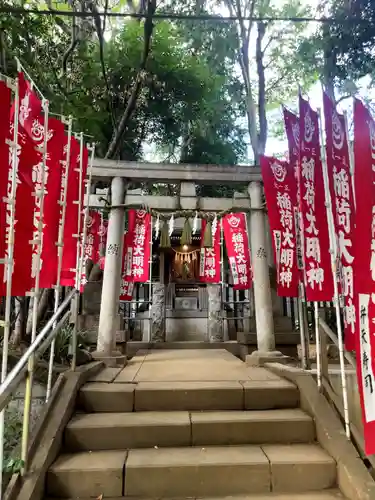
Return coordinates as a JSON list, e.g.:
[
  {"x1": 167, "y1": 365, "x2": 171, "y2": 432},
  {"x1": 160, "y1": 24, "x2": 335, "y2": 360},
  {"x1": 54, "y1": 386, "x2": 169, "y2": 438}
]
[
  {"x1": 247, "y1": 181, "x2": 285, "y2": 365},
  {"x1": 94, "y1": 176, "x2": 126, "y2": 365}
]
